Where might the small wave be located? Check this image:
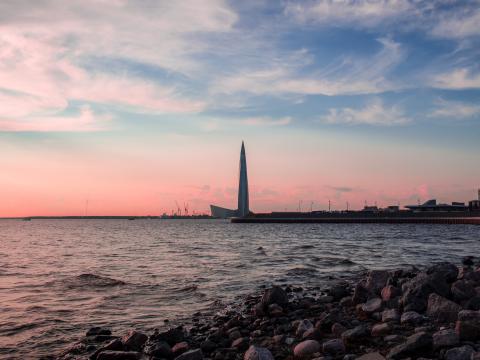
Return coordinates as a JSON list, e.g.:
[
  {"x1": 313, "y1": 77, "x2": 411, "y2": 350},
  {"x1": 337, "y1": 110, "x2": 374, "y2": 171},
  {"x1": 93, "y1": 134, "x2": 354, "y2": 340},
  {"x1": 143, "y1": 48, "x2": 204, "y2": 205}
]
[
  {"x1": 297, "y1": 244, "x2": 315, "y2": 249},
  {"x1": 49, "y1": 274, "x2": 126, "y2": 289},
  {"x1": 177, "y1": 285, "x2": 198, "y2": 293},
  {"x1": 286, "y1": 267, "x2": 318, "y2": 276}
]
